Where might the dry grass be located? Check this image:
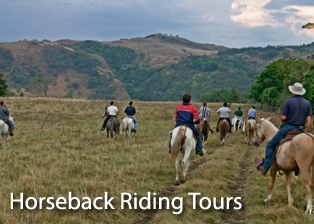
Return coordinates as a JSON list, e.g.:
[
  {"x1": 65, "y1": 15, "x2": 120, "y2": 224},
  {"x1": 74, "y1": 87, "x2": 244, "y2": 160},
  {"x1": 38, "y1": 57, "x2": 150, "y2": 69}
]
[{"x1": 0, "y1": 98, "x2": 313, "y2": 223}]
